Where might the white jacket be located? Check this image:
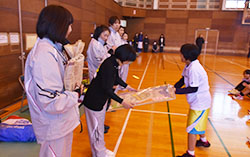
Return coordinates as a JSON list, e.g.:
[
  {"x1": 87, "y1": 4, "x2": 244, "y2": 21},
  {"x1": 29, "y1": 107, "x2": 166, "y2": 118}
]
[
  {"x1": 24, "y1": 38, "x2": 80, "y2": 143},
  {"x1": 86, "y1": 38, "x2": 110, "y2": 82},
  {"x1": 107, "y1": 26, "x2": 123, "y2": 48}
]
